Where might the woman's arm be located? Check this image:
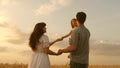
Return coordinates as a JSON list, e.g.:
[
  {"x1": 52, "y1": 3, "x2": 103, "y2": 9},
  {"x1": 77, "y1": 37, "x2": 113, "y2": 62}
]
[
  {"x1": 43, "y1": 35, "x2": 62, "y2": 55},
  {"x1": 43, "y1": 47, "x2": 61, "y2": 55},
  {"x1": 49, "y1": 30, "x2": 72, "y2": 46},
  {"x1": 49, "y1": 39, "x2": 60, "y2": 46},
  {"x1": 49, "y1": 38, "x2": 63, "y2": 46}
]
